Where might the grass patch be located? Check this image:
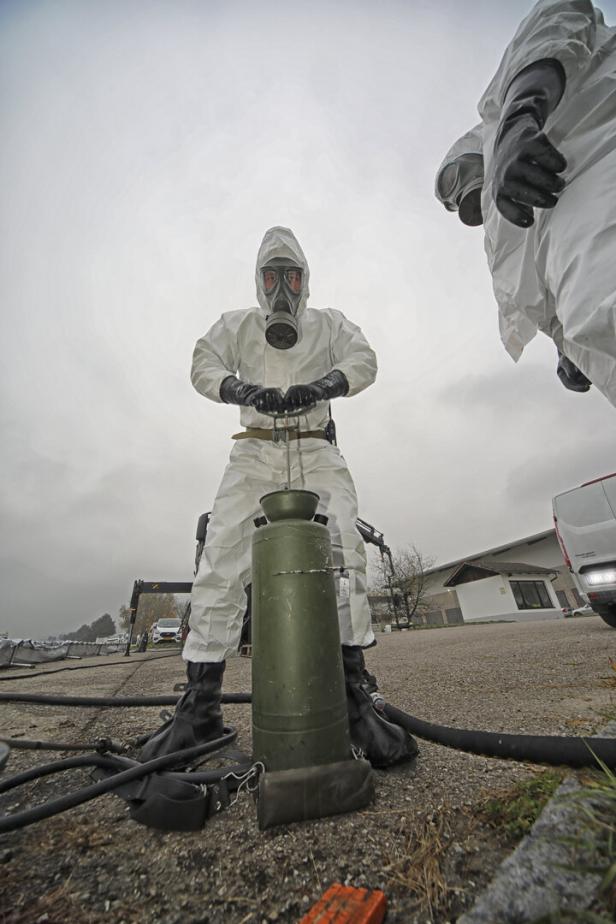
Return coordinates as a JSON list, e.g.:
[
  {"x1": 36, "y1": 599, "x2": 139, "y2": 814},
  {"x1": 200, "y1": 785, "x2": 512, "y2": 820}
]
[
  {"x1": 480, "y1": 770, "x2": 564, "y2": 840},
  {"x1": 601, "y1": 659, "x2": 616, "y2": 690},
  {"x1": 385, "y1": 810, "x2": 460, "y2": 916},
  {"x1": 564, "y1": 755, "x2": 616, "y2": 920}
]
